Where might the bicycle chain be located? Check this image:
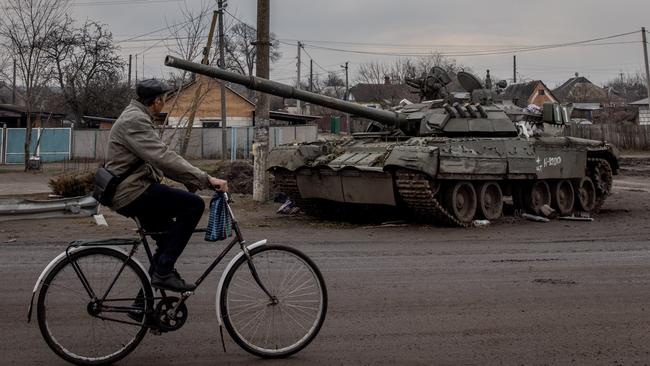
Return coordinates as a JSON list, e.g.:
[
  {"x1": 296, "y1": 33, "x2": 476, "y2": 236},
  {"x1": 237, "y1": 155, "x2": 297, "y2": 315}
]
[{"x1": 394, "y1": 169, "x2": 468, "y2": 227}]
